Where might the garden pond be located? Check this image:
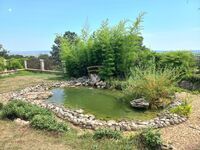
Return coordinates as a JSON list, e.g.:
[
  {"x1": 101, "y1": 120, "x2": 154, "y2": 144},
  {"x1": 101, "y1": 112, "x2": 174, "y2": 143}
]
[{"x1": 47, "y1": 87, "x2": 159, "y2": 120}]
